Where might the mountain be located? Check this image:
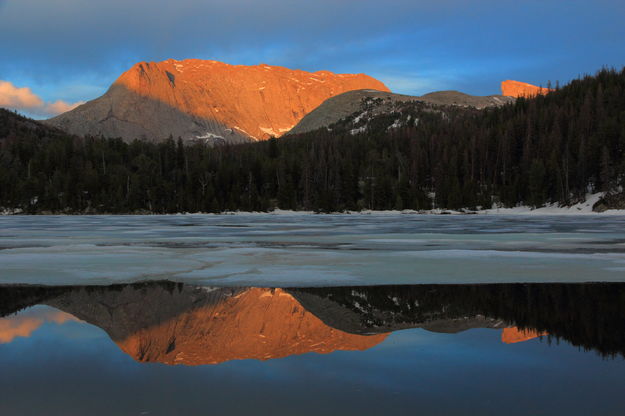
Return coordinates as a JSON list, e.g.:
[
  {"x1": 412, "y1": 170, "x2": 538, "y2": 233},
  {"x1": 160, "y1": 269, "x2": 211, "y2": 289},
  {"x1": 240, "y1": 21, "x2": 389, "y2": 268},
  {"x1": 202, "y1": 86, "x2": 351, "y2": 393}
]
[
  {"x1": 289, "y1": 283, "x2": 625, "y2": 357},
  {"x1": 44, "y1": 59, "x2": 389, "y2": 143},
  {"x1": 43, "y1": 283, "x2": 387, "y2": 365},
  {"x1": 289, "y1": 287, "x2": 506, "y2": 335},
  {"x1": 3, "y1": 282, "x2": 625, "y2": 359},
  {"x1": 287, "y1": 88, "x2": 515, "y2": 136},
  {"x1": 501, "y1": 80, "x2": 552, "y2": 97}
]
